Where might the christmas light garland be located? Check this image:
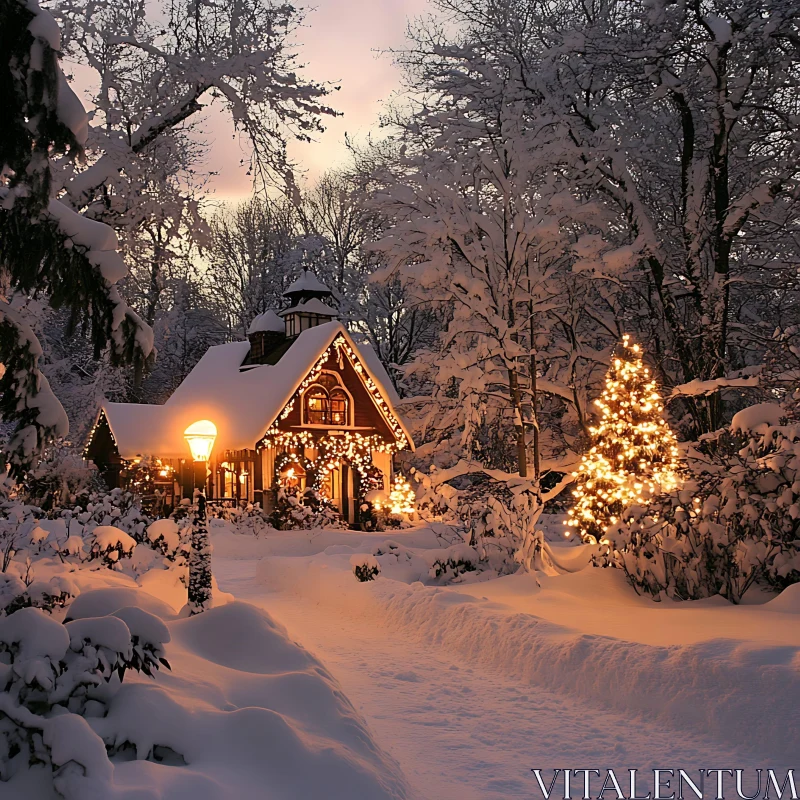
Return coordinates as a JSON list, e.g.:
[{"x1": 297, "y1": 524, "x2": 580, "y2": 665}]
[
  {"x1": 565, "y1": 335, "x2": 682, "y2": 545},
  {"x1": 260, "y1": 335, "x2": 409, "y2": 451}
]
